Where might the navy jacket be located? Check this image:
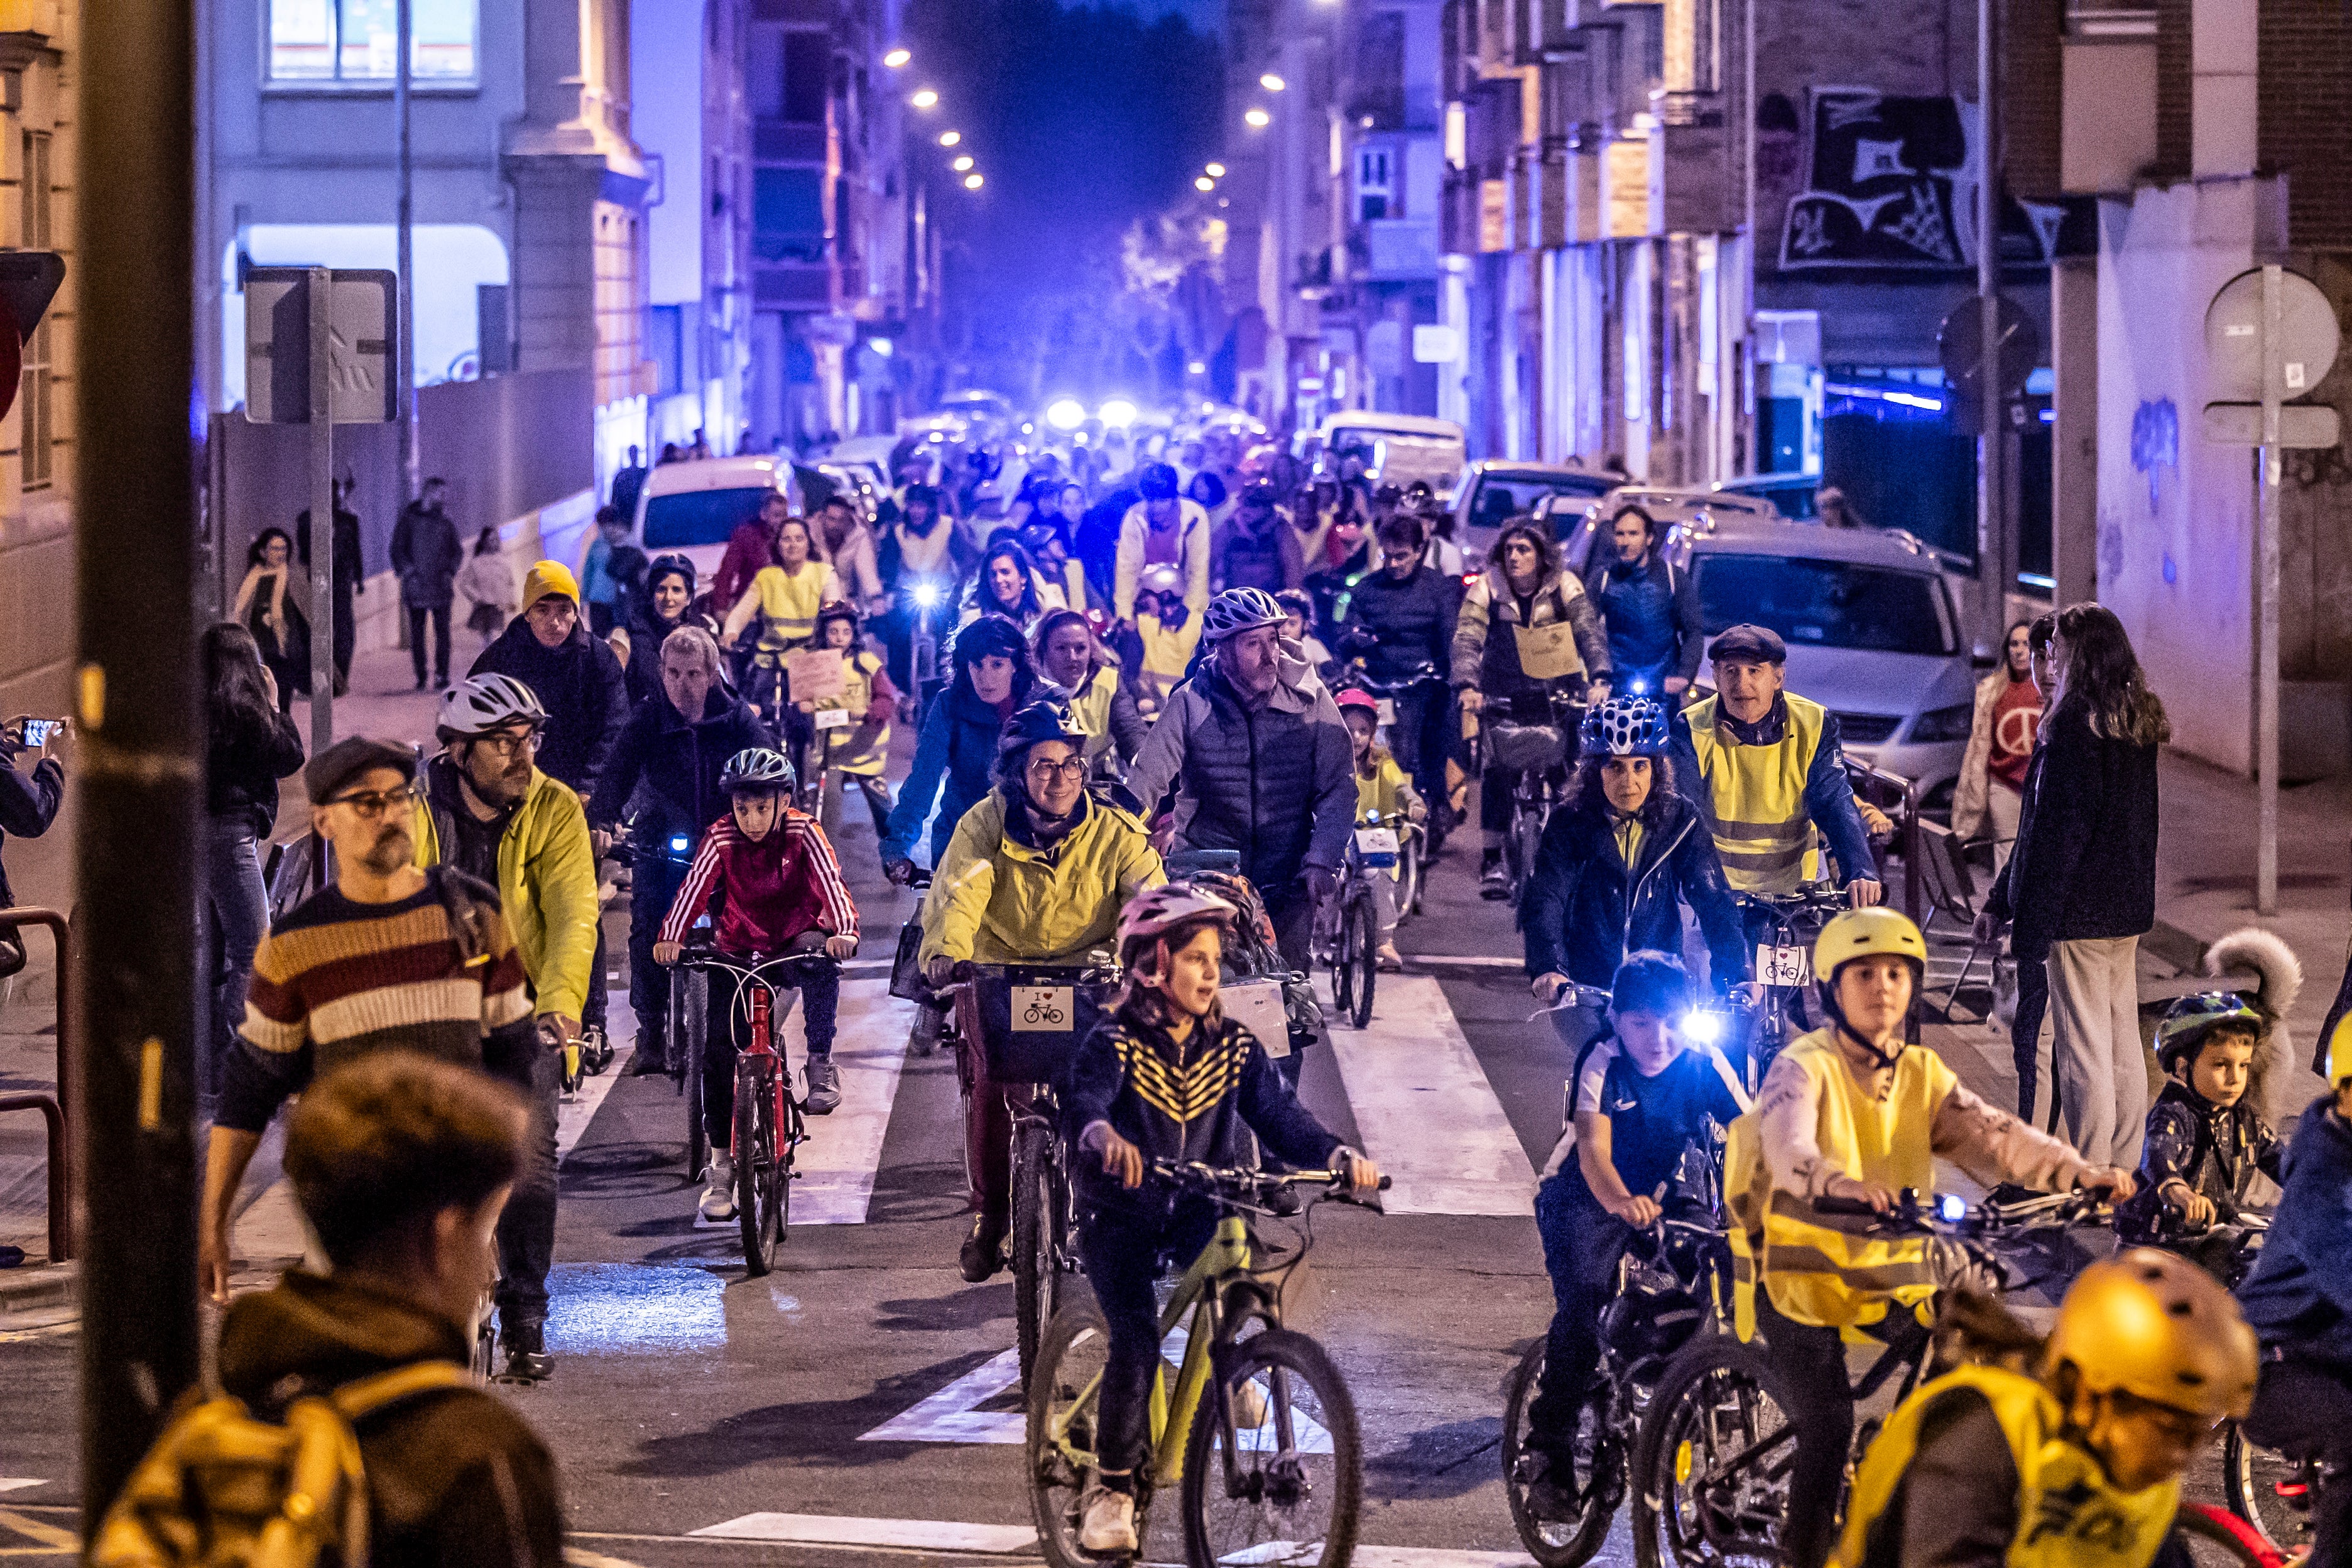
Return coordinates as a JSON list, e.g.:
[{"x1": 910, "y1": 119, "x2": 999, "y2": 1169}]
[
  {"x1": 2238, "y1": 1096, "x2": 2352, "y2": 1361},
  {"x1": 588, "y1": 686, "x2": 773, "y2": 842},
  {"x1": 1582, "y1": 551, "x2": 1704, "y2": 684},
  {"x1": 0, "y1": 754, "x2": 61, "y2": 910},
  {"x1": 1337, "y1": 563, "x2": 1461, "y2": 684},
  {"x1": 1521, "y1": 787, "x2": 1749, "y2": 989},
  {"x1": 469, "y1": 618, "x2": 629, "y2": 803},
  {"x1": 881, "y1": 680, "x2": 1028, "y2": 868},
  {"x1": 1984, "y1": 701, "x2": 2159, "y2": 963}
]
